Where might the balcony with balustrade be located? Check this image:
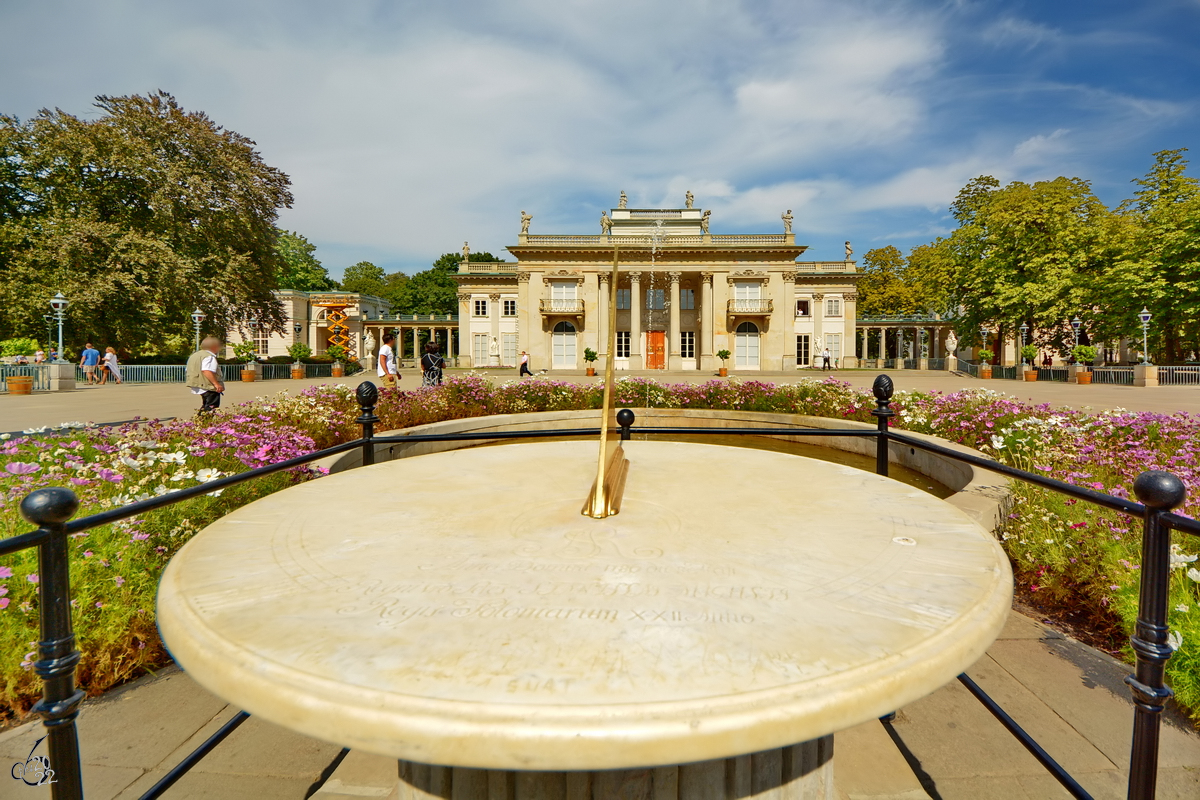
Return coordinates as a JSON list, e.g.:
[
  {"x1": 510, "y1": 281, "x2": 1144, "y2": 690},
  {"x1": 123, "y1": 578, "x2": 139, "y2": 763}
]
[
  {"x1": 539, "y1": 298, "x2": 585, "y2": 320},
  {"x1": 727, "y1": 299, "x2": 773, "y2": 316}
]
